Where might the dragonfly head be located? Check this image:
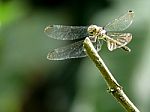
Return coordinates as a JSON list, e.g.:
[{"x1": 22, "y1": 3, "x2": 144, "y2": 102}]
[{"x1": 88, "y1": 25, "x2": 105, "y2": 36}]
